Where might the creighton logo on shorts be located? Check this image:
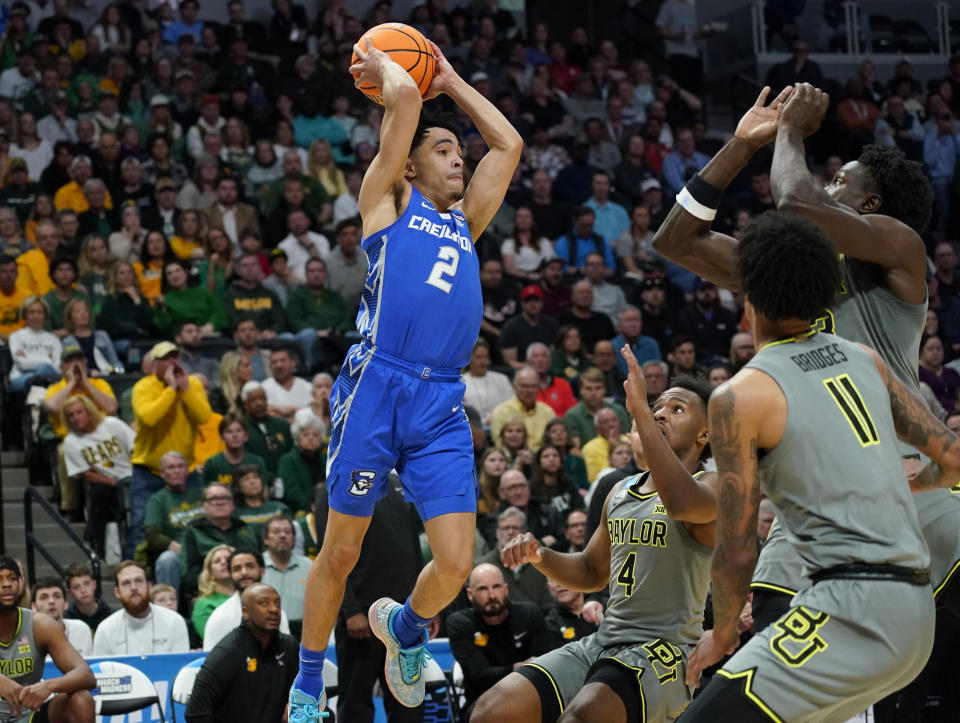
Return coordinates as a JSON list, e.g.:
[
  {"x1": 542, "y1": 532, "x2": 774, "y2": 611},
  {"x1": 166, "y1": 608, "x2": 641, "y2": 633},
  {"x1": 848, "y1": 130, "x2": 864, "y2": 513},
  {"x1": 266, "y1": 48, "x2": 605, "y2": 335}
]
[{"x1": 348, "y1": 470, "x2": 376, "y2": 497}]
